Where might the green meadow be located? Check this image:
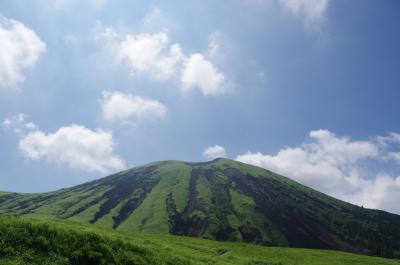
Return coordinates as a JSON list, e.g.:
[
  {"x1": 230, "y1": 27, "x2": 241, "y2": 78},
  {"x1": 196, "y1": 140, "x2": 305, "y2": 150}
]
[{"x1": 0, "y1": 215, "x2": 398, "y2": 265}]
